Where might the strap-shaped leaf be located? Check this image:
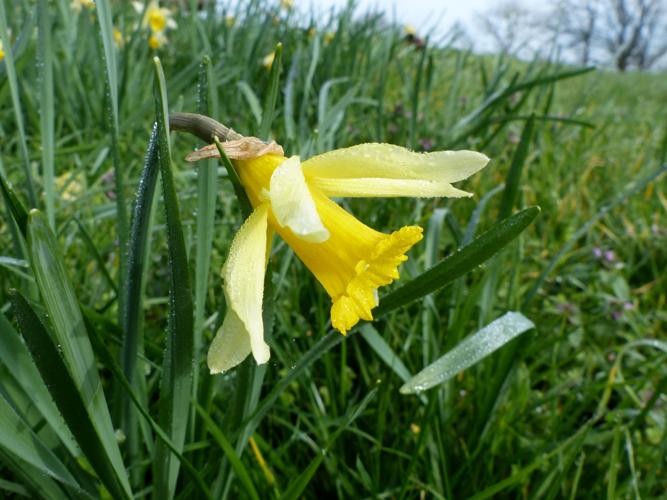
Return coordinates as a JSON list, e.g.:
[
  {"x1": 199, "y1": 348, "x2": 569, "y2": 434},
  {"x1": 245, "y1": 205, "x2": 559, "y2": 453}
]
[
  {"x1": 25, "y1": 211, "x2": 131, "y2": 499},
  {"x1": 11, "y1": 291, "x2": 124, "y2": 499},
  {"x1": 400, "y1": 312, "x2": 535, "y2": 394},
  {"x1": 152, "y1": 57, "x2": 194, "y2": 500}
]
